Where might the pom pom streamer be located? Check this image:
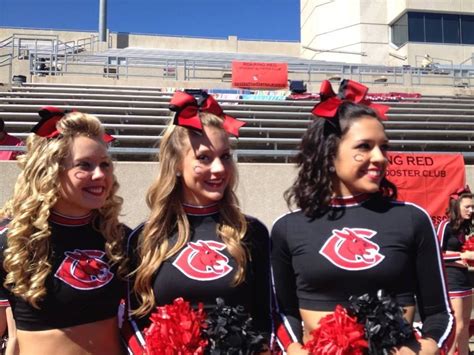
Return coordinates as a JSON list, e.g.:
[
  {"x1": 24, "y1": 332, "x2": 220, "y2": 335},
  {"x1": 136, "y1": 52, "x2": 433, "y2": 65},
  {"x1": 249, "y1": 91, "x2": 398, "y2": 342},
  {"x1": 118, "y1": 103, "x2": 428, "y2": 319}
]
[
  {"x1": 144, "y1": 298, "x2": 208, "y2": 355},
  {"x1": 304, "y1": 290, "x2": 415, "y2": 355},
  {"x1": 202, "y1": 298, "x2": 266, "y2": 355},
  {"x1": 303, "y1": 305, "x2": 368, "y2": 355},
  {"x1": 349, "y1": 290, "x2": 415, "y2": 355},
  {"x1": 144, "y1": 297, "x2": 266, "y2": 355}
]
